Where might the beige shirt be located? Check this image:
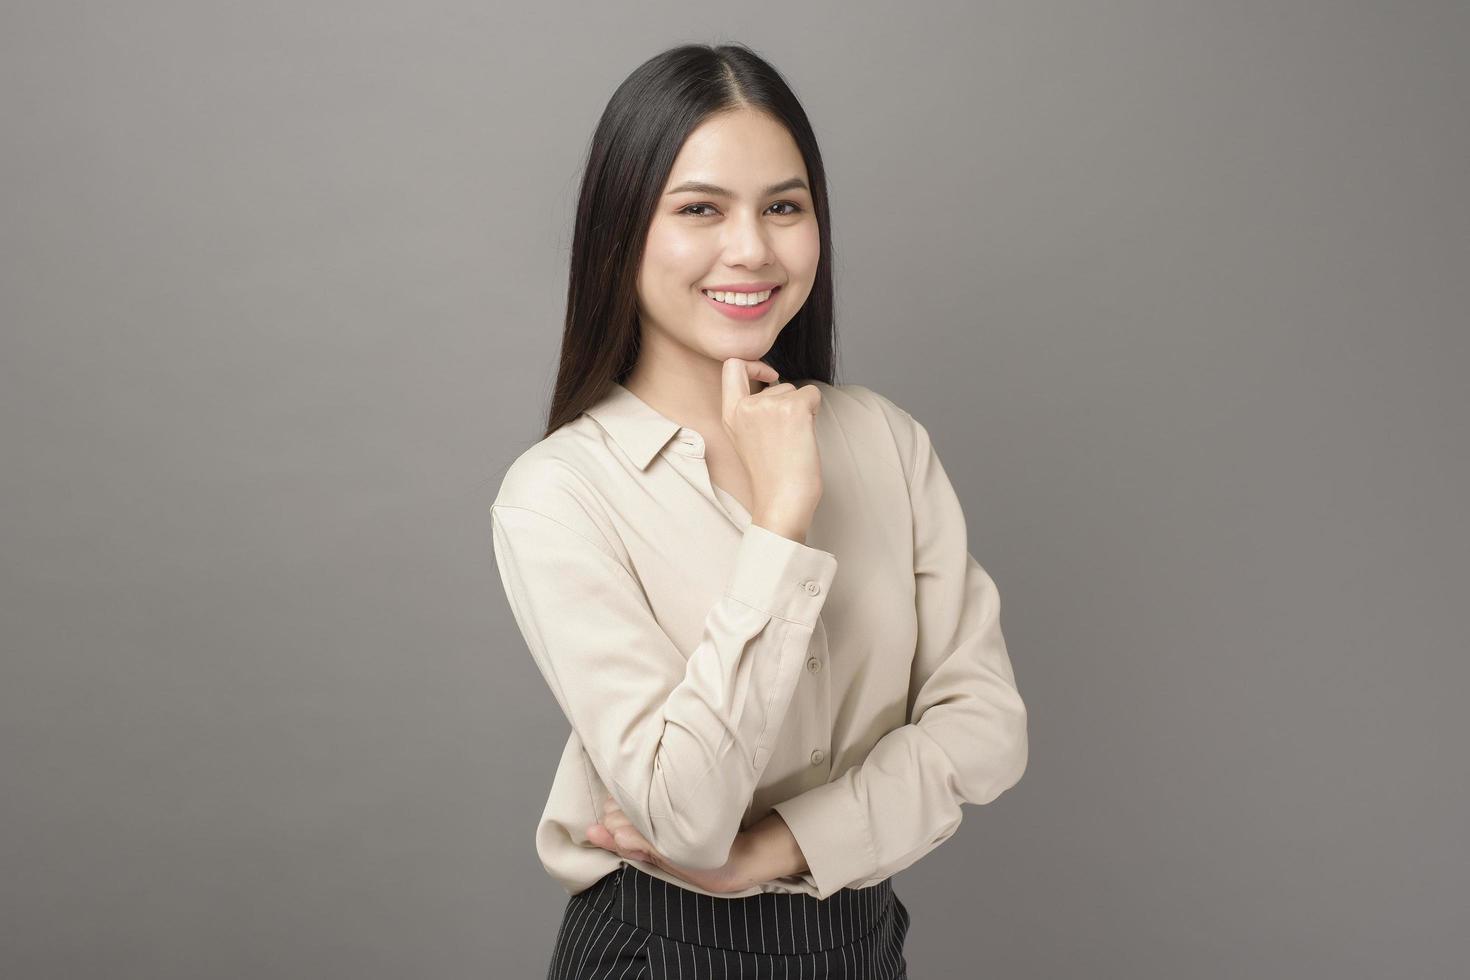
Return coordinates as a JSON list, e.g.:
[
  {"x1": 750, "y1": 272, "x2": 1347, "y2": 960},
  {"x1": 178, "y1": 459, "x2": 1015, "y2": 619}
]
[{"x1": 490, "y1": 379, "x2": 1028, "y2": 900}]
